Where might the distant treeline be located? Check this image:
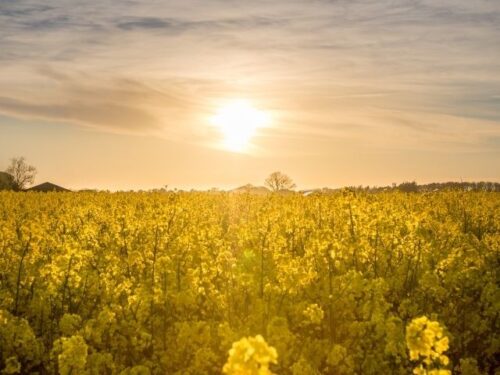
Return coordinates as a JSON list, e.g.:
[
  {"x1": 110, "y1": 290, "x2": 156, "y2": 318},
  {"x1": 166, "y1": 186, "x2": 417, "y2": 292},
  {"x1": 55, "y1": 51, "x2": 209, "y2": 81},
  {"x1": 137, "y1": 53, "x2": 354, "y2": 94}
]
[{"x1": 341, "y1": 181, "x2": 500, "y2": 193}]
